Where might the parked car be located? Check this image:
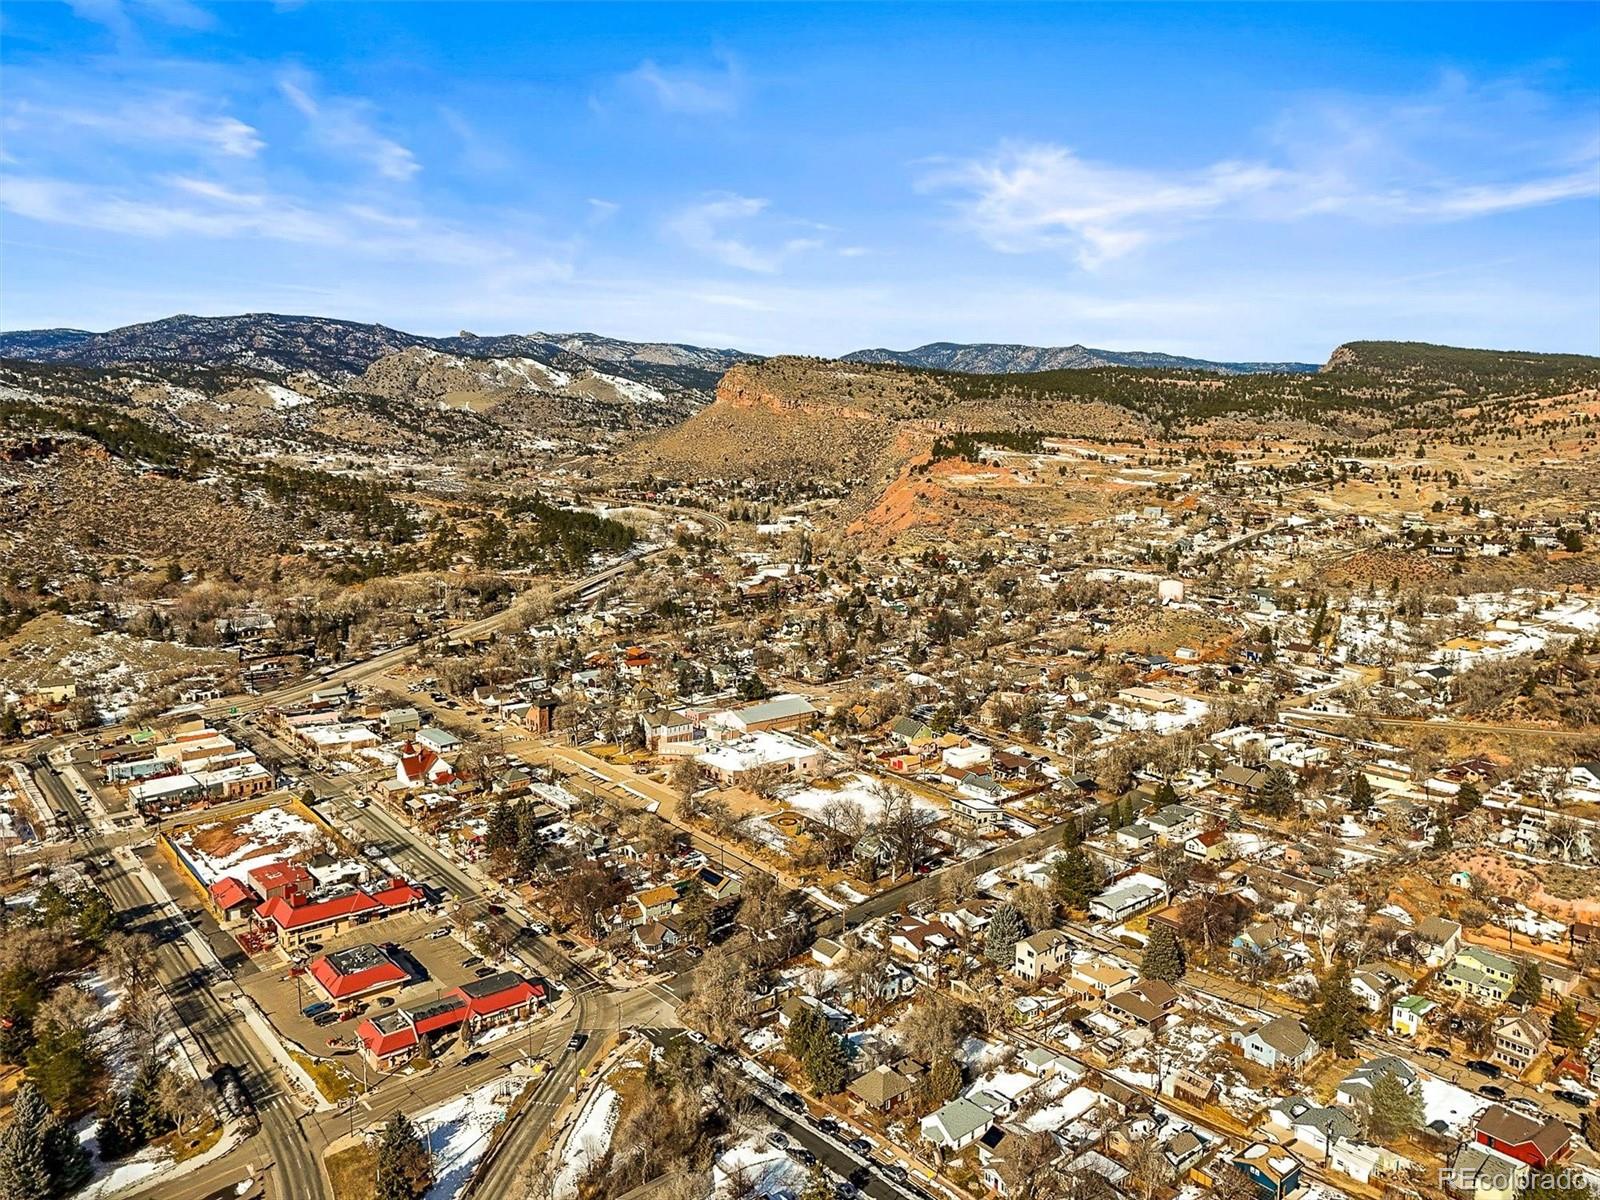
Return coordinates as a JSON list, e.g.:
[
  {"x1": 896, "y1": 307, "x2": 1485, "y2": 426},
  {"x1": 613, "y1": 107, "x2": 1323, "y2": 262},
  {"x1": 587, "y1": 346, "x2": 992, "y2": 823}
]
[
  {"x1": 1552, "y1": 1089, "x2": 1593, "y2": 1108},
  {"x1": 1423, "y1": 1046, "x2": 1451, "y2": 1059},
  {"x1": 814, "y1": 1117, "x2": 839, "y2": 1136},
  {"x1": 846, "y1": 1137, "x2": 872, "y2": 1155},
  {"x1": 1478, "y1": 1084, "x2": 1507, "y2": 1100},
  {"x1": 474, "y1": 966, "x2": 498, "y2": 978},
  {"x1": 1467, "y1": 1060, "x2": 1503, "y2": 1079},
  {"x1": 778, "y1": 1092, "x2": 805, "y2": 1112},
  {"x1": 462, "y1": 956, "x2": 483, "y2": 968},
  {"x1": 686, "y1": 1030, "x2": 706, "y2": 1044},
  {"x1": 787, "y1": 1147, "x2": 817, "y2": 1167},
  {"x1": 883, "y1": 1164, "x2": 909, "y2": 1183},
  {"x1": 313, "y1": 1011, "x2": 340, "y2": 1027},
  {"x1": 684, "y1": 946, "x2": 704, "y2": 959},
  {"x1": 428, "y1": 926, "x2": 452, "y2": 939},
  {"x1": 302, "y1": 1002, "x2": 333, "y2": 1017},
  {"x1": 376, "y1": 997, "x2": 396, "y2": 1007},
  {"x1": 528, "y1": 922, "x2": 550, "y2": 936},
  {"x1": 765, "y1": 1131, "x2": 789, "y2": 1149}
]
